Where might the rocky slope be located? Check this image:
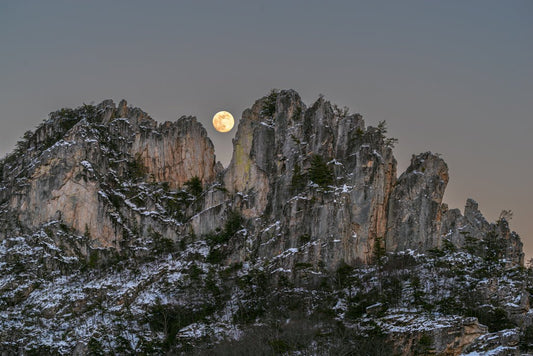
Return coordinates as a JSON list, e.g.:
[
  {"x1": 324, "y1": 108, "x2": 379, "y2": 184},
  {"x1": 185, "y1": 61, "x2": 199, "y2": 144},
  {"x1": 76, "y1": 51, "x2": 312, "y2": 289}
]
[{"x1": 0, "y1": 89, "x2": 529, "y2": 355}]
